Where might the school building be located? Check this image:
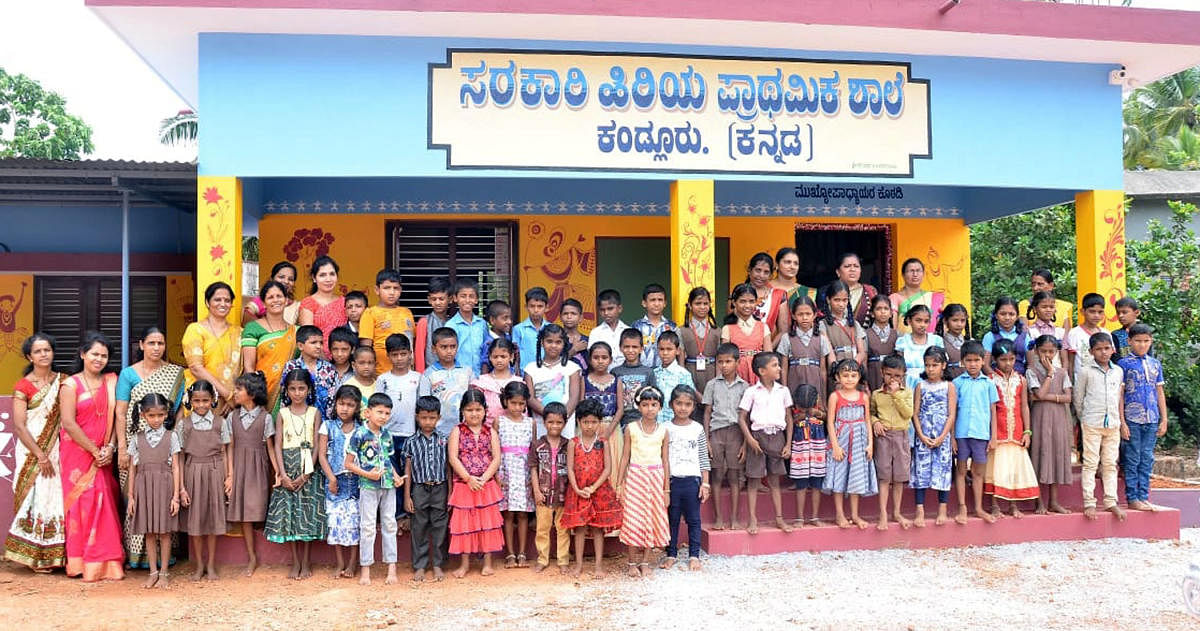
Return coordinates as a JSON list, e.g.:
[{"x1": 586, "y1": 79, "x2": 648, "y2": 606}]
[{"x1": 3, "y1": 0, "x2": 1200, "y2": 552}]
